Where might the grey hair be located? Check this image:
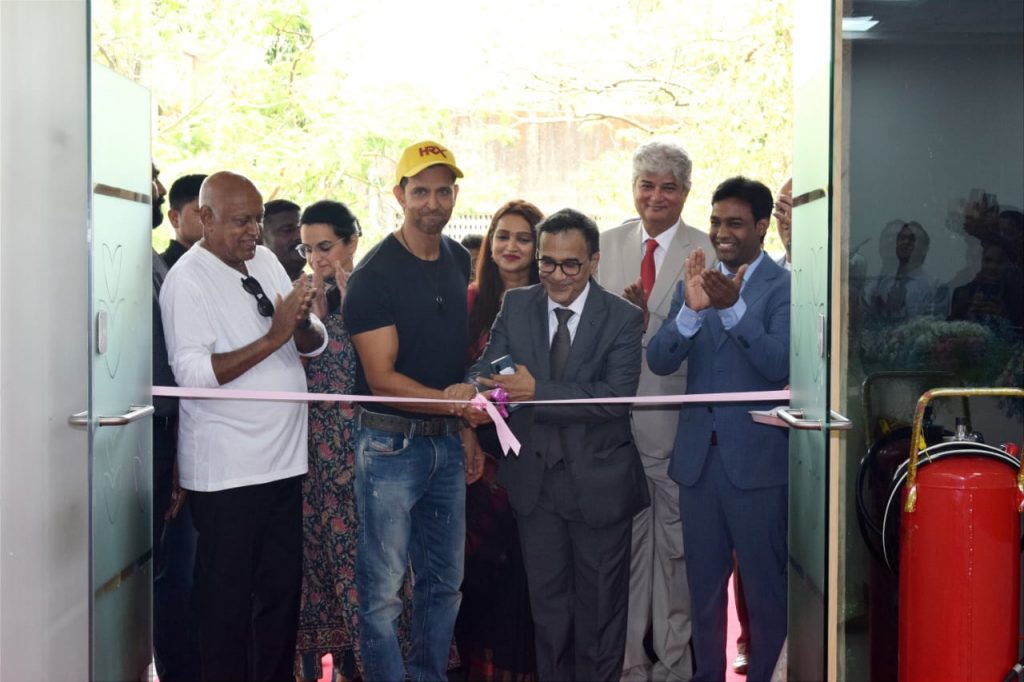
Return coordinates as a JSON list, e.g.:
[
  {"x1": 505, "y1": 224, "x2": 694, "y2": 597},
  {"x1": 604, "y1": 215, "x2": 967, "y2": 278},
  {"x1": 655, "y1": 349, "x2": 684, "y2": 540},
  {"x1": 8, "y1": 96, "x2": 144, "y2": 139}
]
[{"x1": 631, "y1": 138, "x2": 693, "y2": 189}]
